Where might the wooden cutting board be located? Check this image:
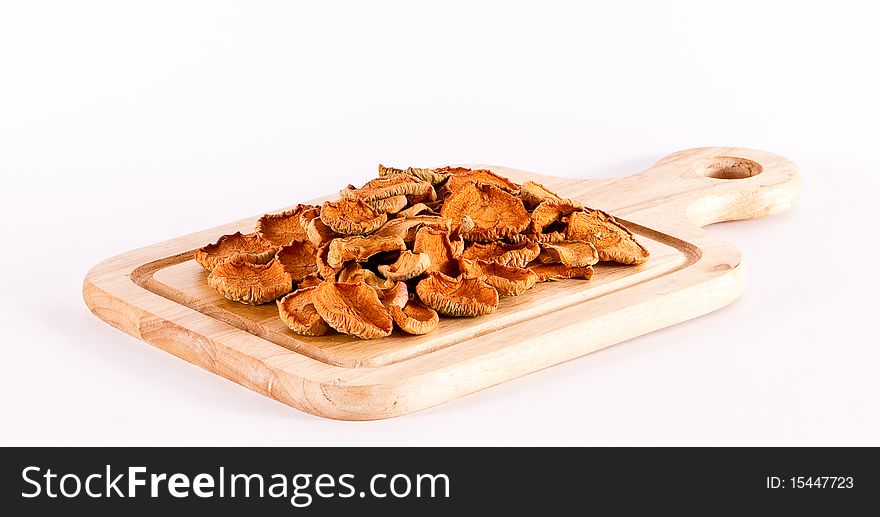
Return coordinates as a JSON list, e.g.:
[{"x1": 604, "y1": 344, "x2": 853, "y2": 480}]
[{"x1": 83, "y1": 147, "x2": 800, "y2": 420}]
